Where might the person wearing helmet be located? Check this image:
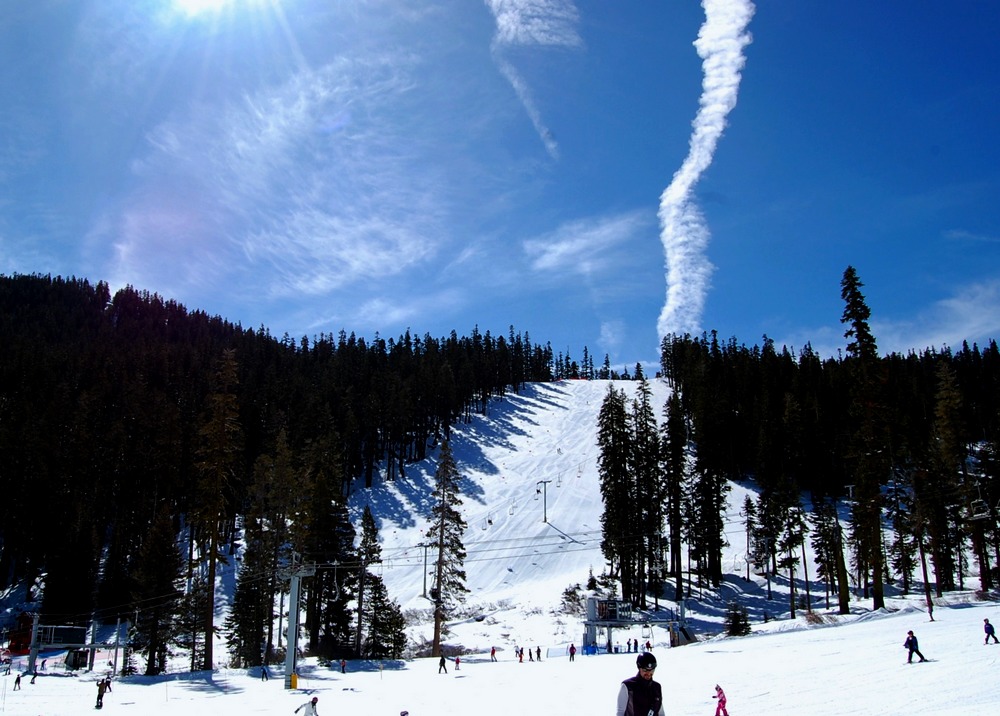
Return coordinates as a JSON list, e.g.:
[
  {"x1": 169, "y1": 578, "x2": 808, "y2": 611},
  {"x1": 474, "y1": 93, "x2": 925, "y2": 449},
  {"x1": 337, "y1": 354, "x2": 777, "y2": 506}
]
[
  {"x1": 616, "y1": 652, "x2": 665, "y2": 716},
  {"x1": 295, "y1": 695, "x2": 320, "y2": 715}
]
